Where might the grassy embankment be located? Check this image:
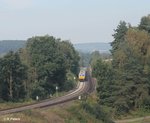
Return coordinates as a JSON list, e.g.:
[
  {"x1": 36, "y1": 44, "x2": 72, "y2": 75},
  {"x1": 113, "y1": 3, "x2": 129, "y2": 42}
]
[
  {"x1": 0, "y1": 89, "x2": 76, "y2": 111},
  {"x1": 1, "y1": 92, "x2": 150, "y2": 123},
  {"x1": 0, "y1": 93, "x2": 105, "y2": 123},
  {"x1": 115, "y1": 109, "x2": 150, "y2": 123}
]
